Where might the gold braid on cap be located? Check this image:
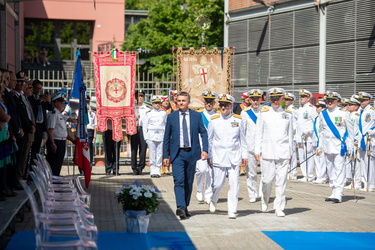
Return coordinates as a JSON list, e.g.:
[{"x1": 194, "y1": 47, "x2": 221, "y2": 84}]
[{"x1": 359, "y1": 93, "x2": 363, "y2": 99}]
